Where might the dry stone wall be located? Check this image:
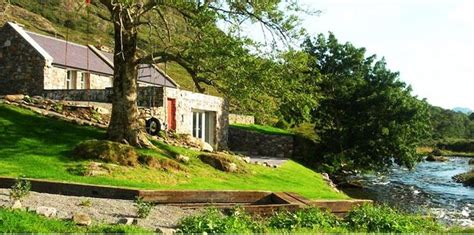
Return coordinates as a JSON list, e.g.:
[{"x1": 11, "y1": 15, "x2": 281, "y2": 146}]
[{"x1": 228, "y1": 126, "x2": 294, "y2": 158}]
